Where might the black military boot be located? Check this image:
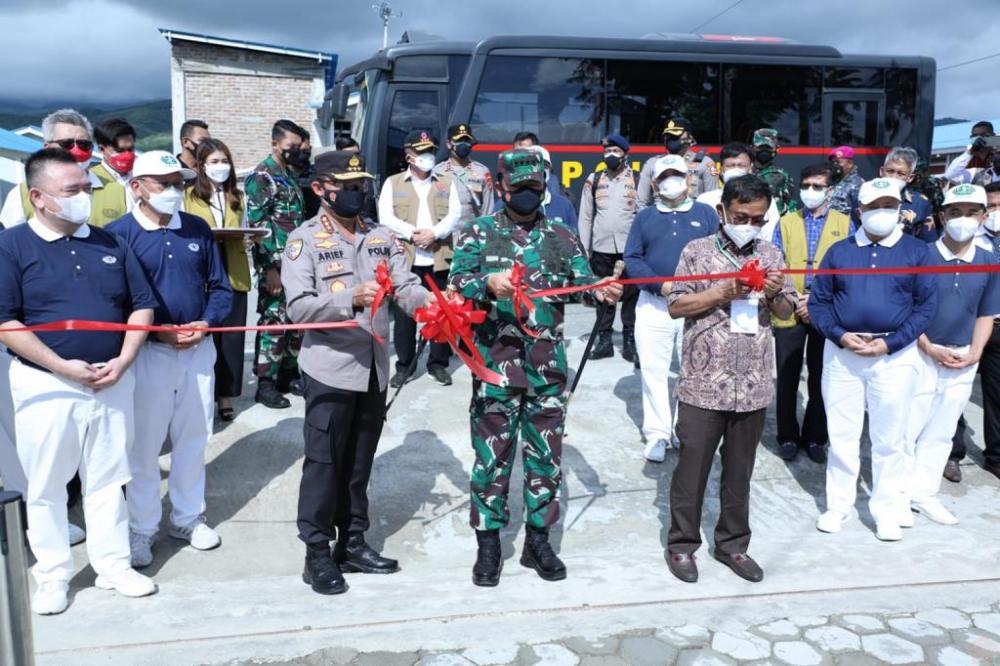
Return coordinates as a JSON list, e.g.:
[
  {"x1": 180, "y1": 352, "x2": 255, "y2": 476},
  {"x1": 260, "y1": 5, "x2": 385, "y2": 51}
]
[
  {"x1": 276, "y1": 370, "x2": 305, "y2": 397},
  {"x1": 472, "y1": 529, "x2": 502, "y2": 587},
  {"x1": 303, "y1": 542, "x2": 347, "y2": 595},
  {"x1": 255, "y1": 379, "x2": 290, "y2": 409},
  {"x1": 520, "y1": 526, "x2": 567, "y2": 581},
  {"x1": 621, "y1": 329, "x2": 638, "y2": 365},
  {"x1": 333, "y1": 532, "x2": 400, "y2": 574},
  {"x1": 588, "y1": 332, "x2": 614, "y2": 360}
]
